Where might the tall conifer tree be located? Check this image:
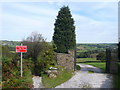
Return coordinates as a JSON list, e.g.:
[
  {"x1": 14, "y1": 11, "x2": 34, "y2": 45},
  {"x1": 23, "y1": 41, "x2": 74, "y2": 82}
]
[{"x1": 53, "y1": 6, "x2": 76, "y2": 53}]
